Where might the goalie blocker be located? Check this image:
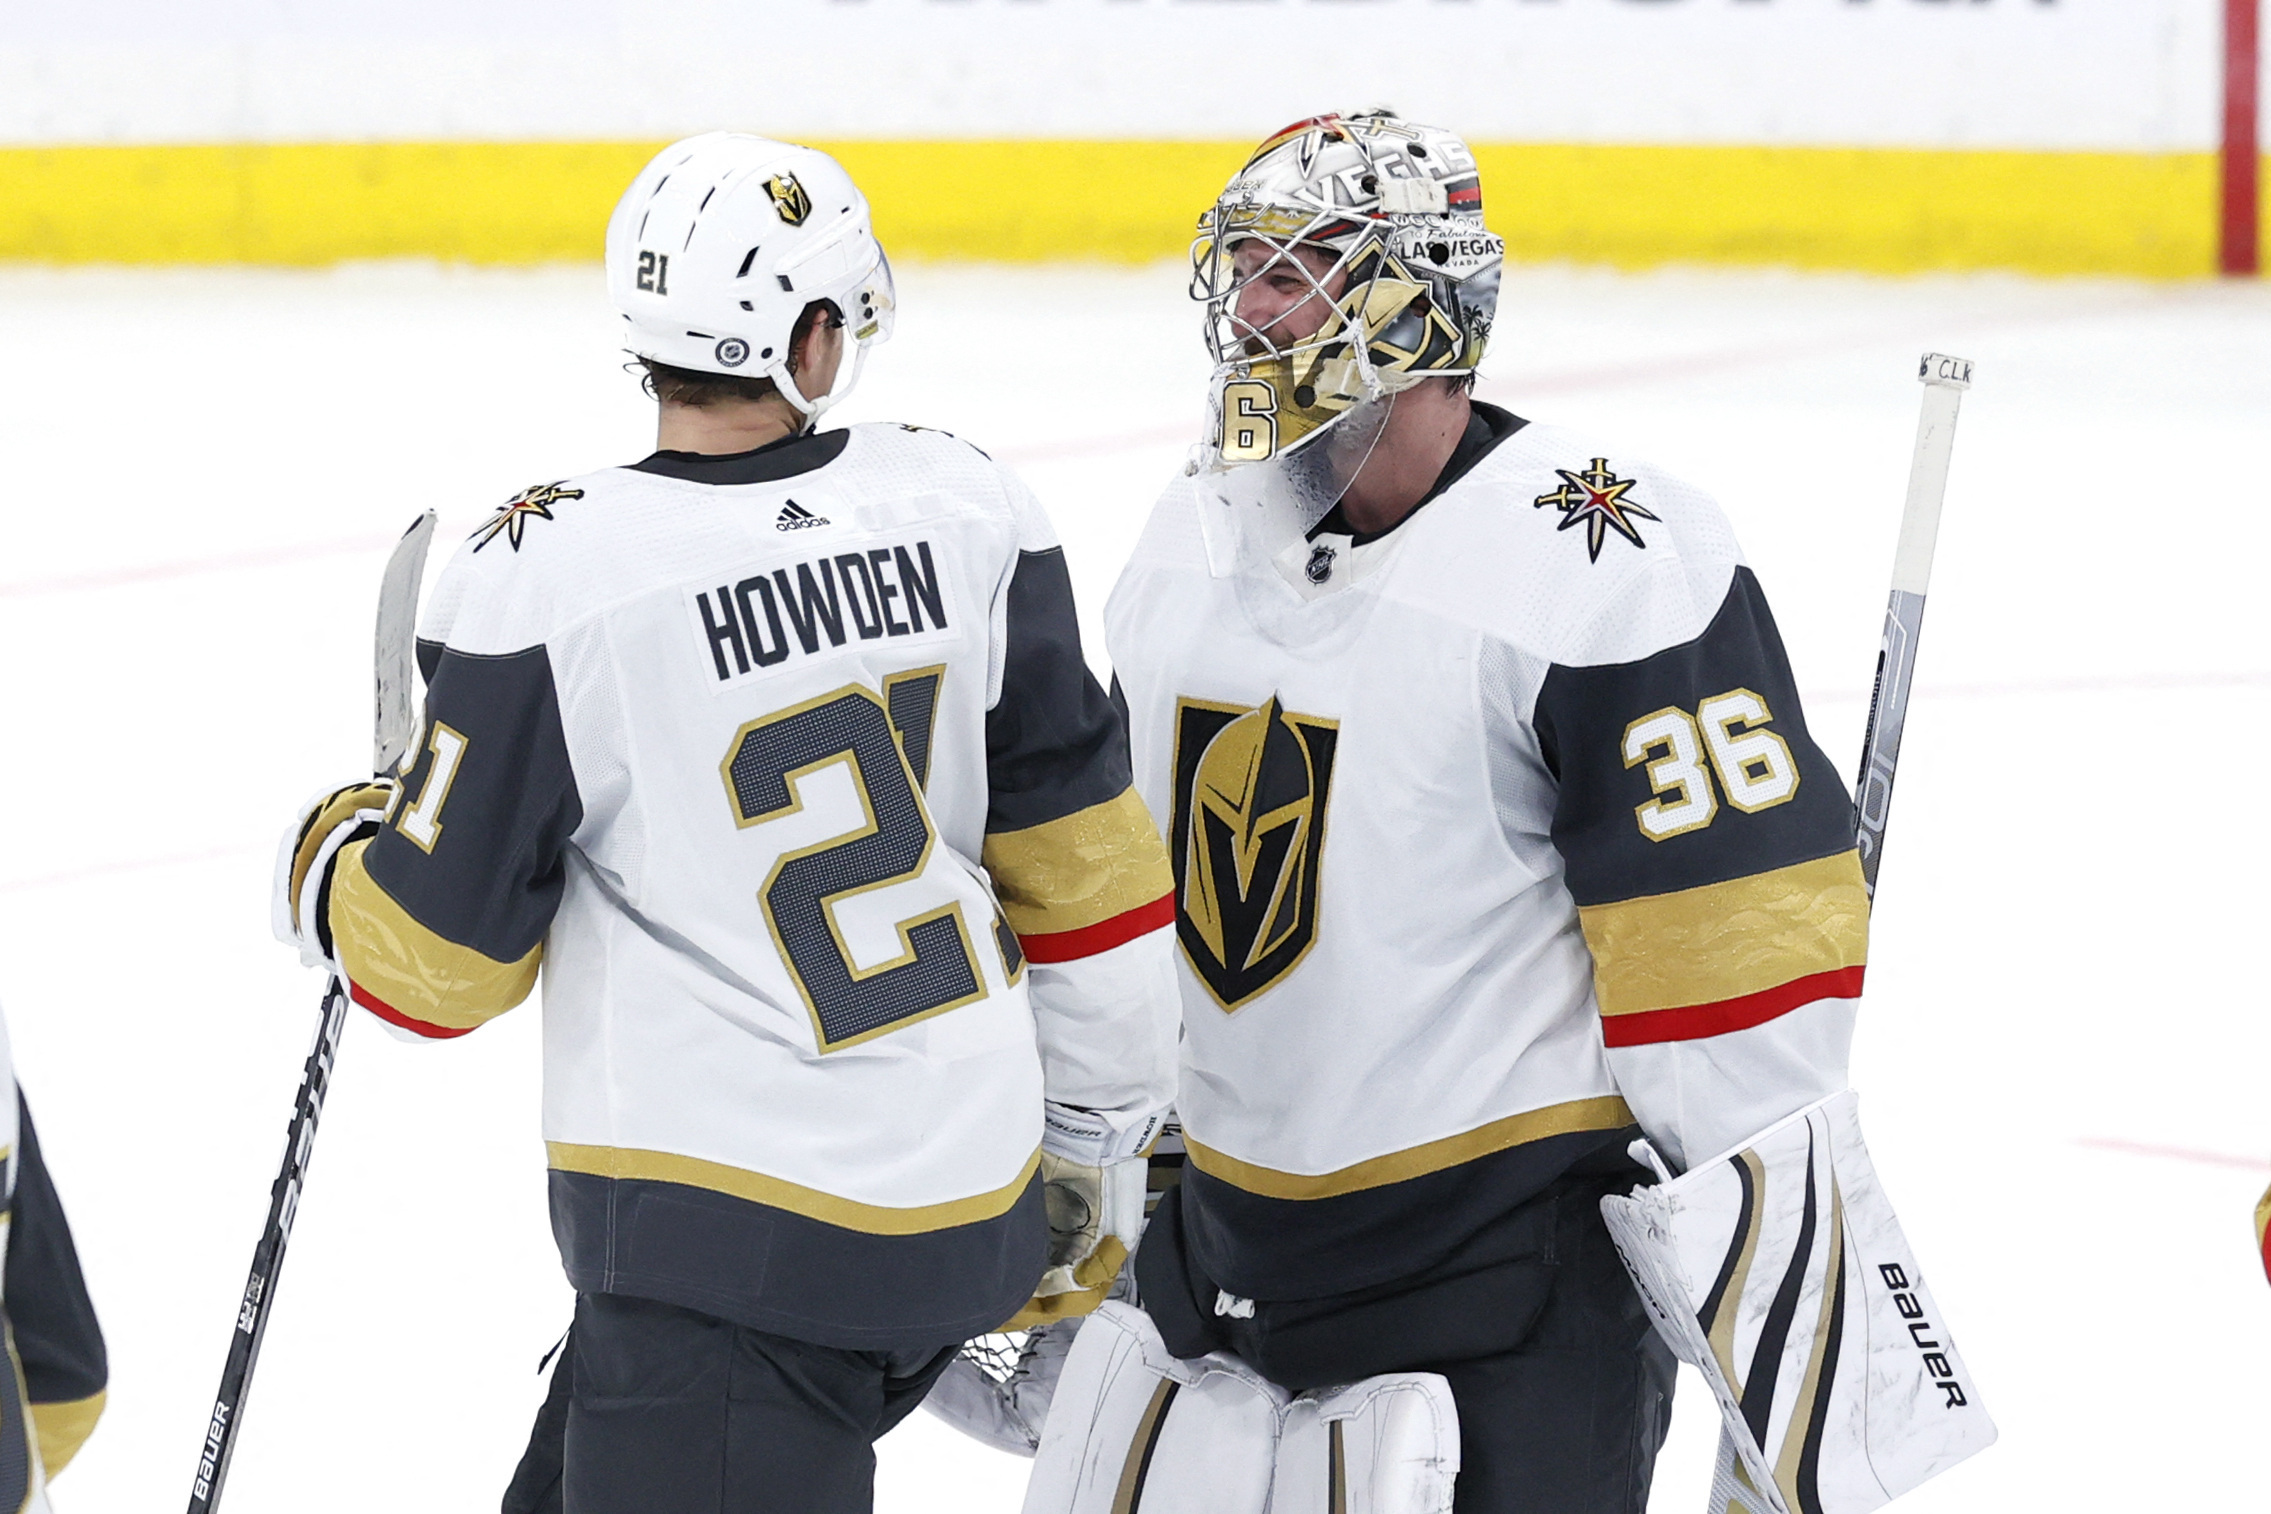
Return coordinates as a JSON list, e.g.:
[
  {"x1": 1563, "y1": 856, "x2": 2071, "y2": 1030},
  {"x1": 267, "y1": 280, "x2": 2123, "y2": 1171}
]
[{"x1": 1599, "y1": 1091, "x2": 1994, "y2": 1514}]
